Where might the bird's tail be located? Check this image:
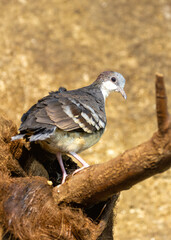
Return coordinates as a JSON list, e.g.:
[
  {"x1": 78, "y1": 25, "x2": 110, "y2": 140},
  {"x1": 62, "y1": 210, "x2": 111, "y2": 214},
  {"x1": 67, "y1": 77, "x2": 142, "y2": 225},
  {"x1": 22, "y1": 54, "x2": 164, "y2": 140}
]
[{"x1": 11, "y1": 134, "x2": 25, "y2": 141}]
